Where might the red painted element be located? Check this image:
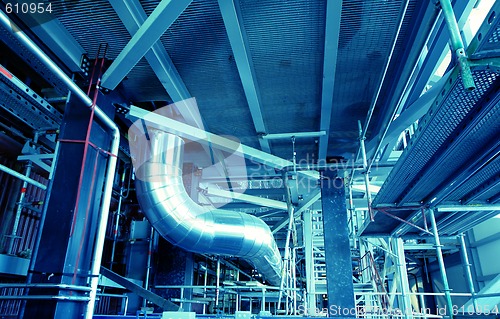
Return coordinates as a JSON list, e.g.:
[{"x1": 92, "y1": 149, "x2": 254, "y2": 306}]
[{"x1": 0, "y1": 66, "x2": 13, "y2": 79}]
